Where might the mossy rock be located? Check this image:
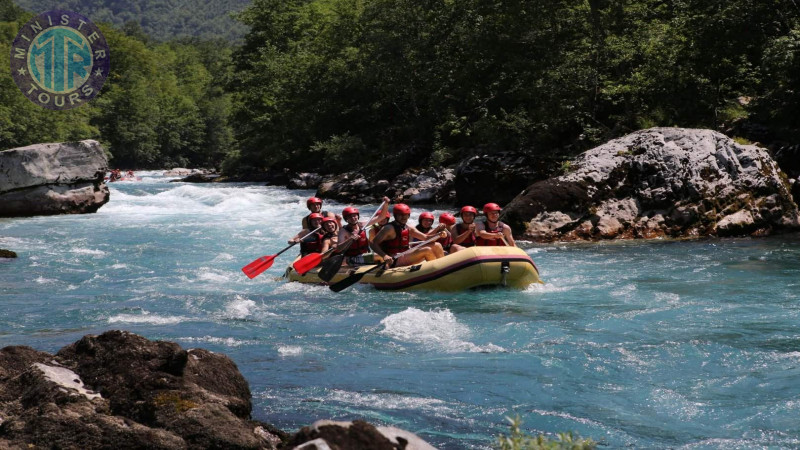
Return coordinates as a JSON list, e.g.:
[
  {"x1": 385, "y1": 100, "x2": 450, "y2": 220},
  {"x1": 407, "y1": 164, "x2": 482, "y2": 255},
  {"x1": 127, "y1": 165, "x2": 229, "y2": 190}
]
[{"x1": 0, "y1": 249, "x2": 17, "y2": 258}]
